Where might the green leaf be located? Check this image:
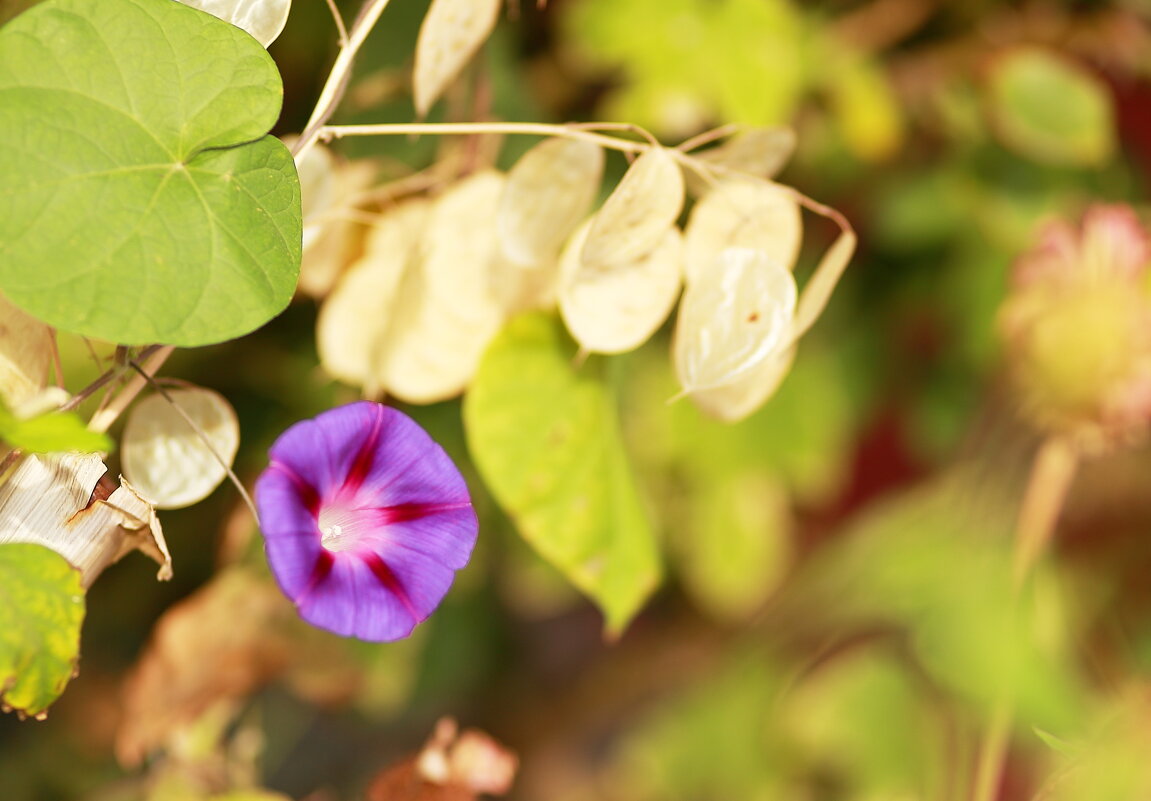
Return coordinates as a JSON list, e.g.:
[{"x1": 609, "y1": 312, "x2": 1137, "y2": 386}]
[
  {"x1": 988, "y1": 46, "x2": 1115, "y2": 166},
  {"x1": 464, "y1": 314, "x2": 660, "y2": 635},
  {"x1": 0, "y1": 543, "x2": 85, "y2": 718},
  {"x1": 0, "y1": 403, "x2": 111, "y2": 453},
  {"x1": 0, "y1": 0, "x2": 301, "y2": 347}
]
